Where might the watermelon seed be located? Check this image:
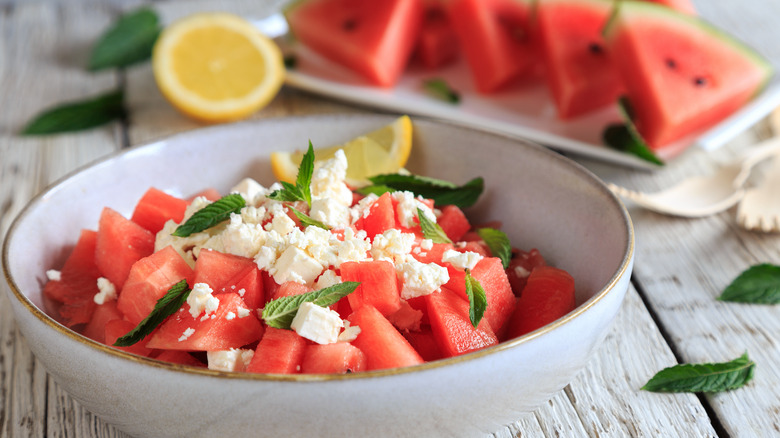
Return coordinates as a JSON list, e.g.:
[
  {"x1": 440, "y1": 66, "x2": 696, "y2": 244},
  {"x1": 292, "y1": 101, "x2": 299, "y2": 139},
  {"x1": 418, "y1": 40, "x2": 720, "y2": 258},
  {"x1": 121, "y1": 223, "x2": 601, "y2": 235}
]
[
  {"x1": 694, "y1": 77, "x2": 707, "y2": 86},
  {"x1": 497, "y1": 16, "x2": 526, "y2": 42},
  {"x1": 342, "y1": 19, "x2": 358, "y2": 31},
  {"x1": 588, "y1": 43, "x2": 603, "y2": 55},
  {"x1": 665, "y1": 58, "x2": 677, "y2": 69}
]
